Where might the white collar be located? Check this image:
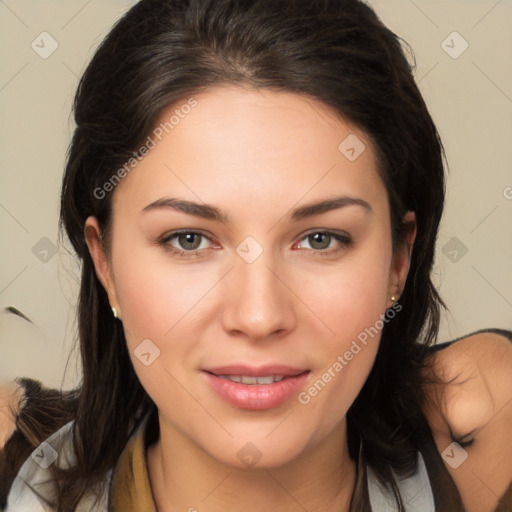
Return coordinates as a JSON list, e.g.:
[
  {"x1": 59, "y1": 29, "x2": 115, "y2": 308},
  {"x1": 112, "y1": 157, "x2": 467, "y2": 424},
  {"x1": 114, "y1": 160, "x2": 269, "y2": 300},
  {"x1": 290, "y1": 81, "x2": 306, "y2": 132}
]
[{"x1": 366, "y1": 450, "x2": 435, "y2": 511}]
